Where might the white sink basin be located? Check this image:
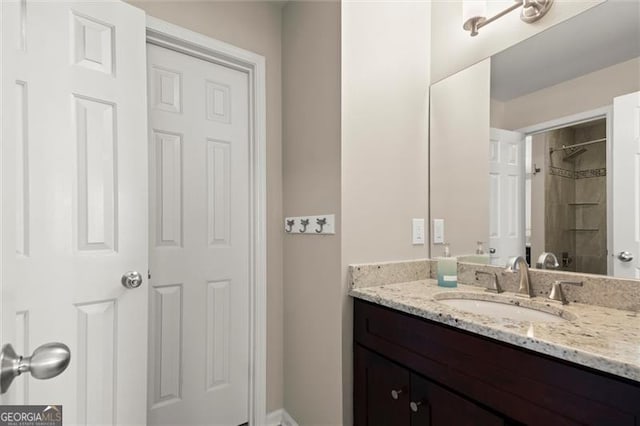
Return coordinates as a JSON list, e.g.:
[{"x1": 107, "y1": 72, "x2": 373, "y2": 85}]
[{"x1": 434, "y1": 293, "x2": 574, "y2": 323}]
